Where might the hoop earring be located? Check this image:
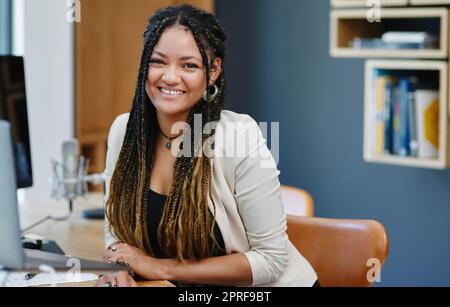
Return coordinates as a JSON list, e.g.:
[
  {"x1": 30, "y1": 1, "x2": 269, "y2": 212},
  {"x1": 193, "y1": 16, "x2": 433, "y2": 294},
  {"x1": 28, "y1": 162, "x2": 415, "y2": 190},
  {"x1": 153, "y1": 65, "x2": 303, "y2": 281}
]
[{"x1": 203, "y1": 85, "x2": 219, "y2": 102}]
